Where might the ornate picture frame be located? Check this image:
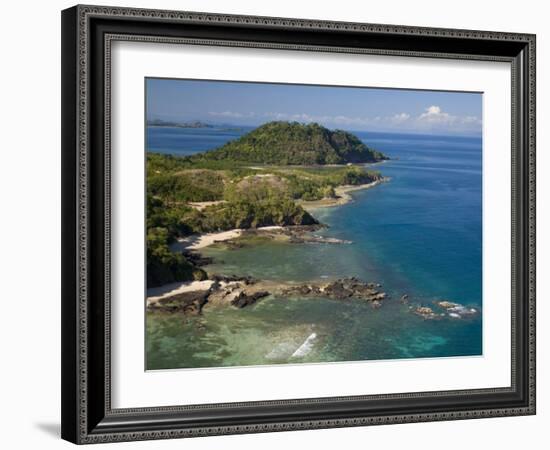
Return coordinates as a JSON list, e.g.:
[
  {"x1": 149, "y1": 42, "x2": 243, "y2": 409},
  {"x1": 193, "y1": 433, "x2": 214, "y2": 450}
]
[{"x1": 61, "y1": 4, "x2": 535, "y2": 444}]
